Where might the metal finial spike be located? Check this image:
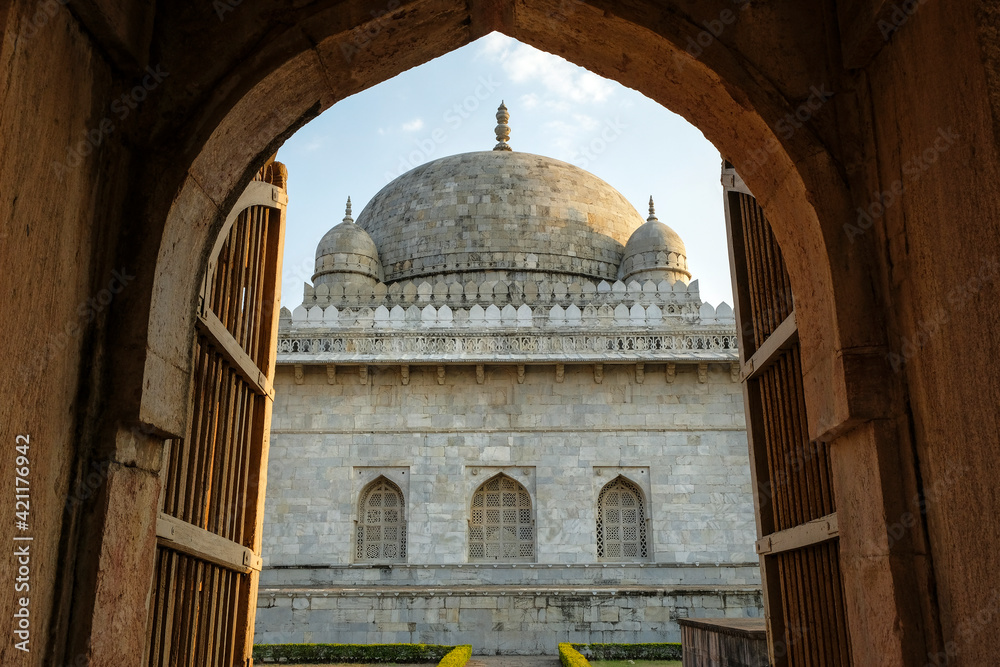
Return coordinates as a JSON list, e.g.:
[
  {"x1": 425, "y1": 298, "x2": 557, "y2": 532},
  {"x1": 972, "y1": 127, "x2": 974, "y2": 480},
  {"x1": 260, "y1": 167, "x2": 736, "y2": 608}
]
[
  {"x1": 494, "y1": 102, "x2": 512, "y2": 151},
  {"x1": 647, "y1": 196, "x2": 658, "y2": 222},
  {"x1": 343, "y1": 196, "x2": 354, "y2": 224}
]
